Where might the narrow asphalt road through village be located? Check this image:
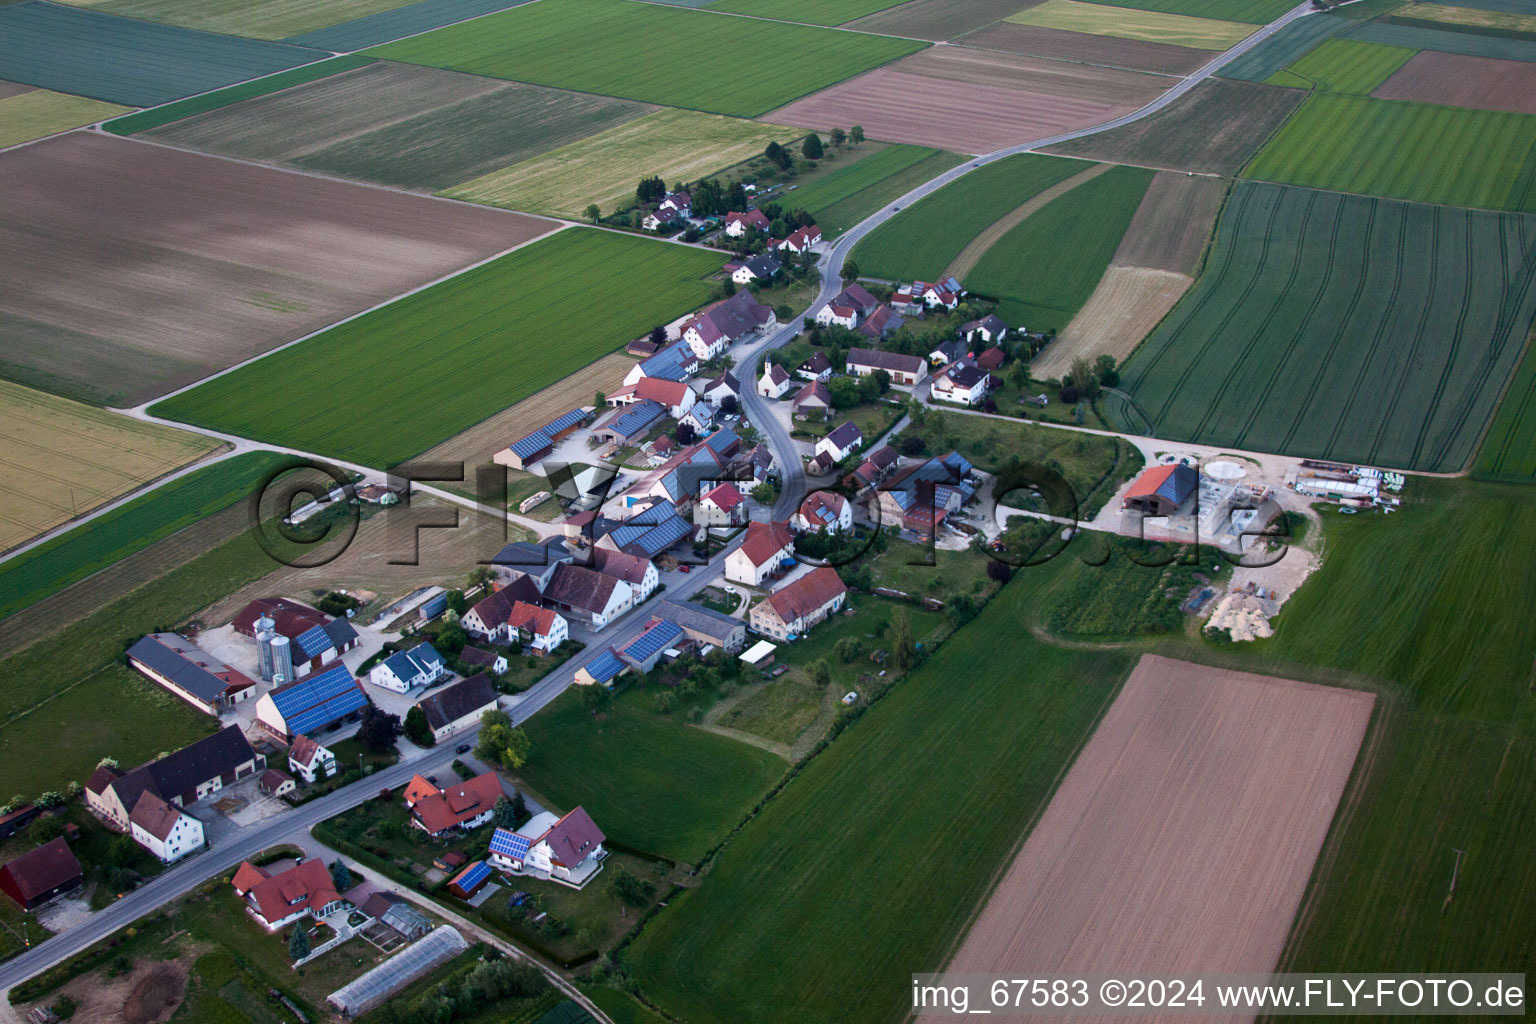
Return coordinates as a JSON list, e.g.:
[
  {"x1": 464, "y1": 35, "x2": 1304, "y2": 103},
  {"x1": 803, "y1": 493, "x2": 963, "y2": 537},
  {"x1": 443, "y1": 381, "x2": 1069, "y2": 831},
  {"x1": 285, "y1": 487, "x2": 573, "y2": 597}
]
[{"x1": 0, "y1": 1, "x2": 1316, "y2": 998}]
